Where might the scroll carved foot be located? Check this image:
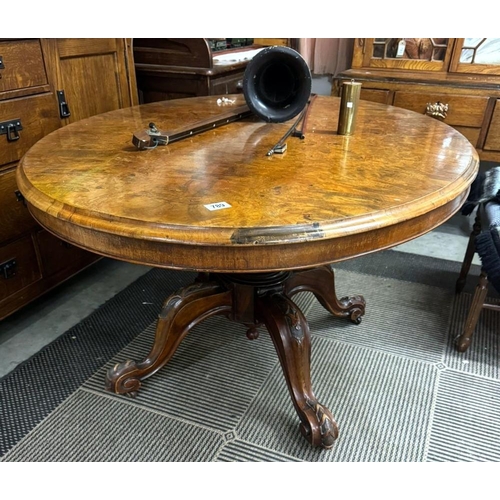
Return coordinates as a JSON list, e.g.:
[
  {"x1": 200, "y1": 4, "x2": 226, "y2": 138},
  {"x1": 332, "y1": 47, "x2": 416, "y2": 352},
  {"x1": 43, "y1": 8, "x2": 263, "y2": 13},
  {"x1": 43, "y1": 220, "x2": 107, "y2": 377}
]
[
  {"x1": 105, "y1": 282, "x2": 232, "y2": 396},
  {"x1": 285, "y1": 265, "x2": 366, "y2": 324},
  {"x1": 256, "y1": 292, "x2": 339, "y2": 449},
  {"x1": 300, "y1": 399, "x2": 338, "y2": 449}
]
